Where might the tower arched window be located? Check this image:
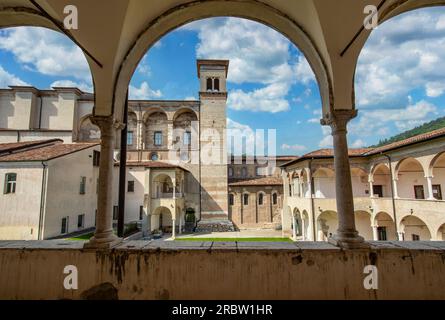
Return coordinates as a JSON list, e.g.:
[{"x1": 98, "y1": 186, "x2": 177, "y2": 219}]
[
  {"x1": 214, "y1": 78, "x2": 220, "y2": 92},
  {"x1": 206, "y1": 78, "x2": 213, "y2": 92},
  {"x1": 272, "y1": 193, "x2": 278, "y2": 205}
]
